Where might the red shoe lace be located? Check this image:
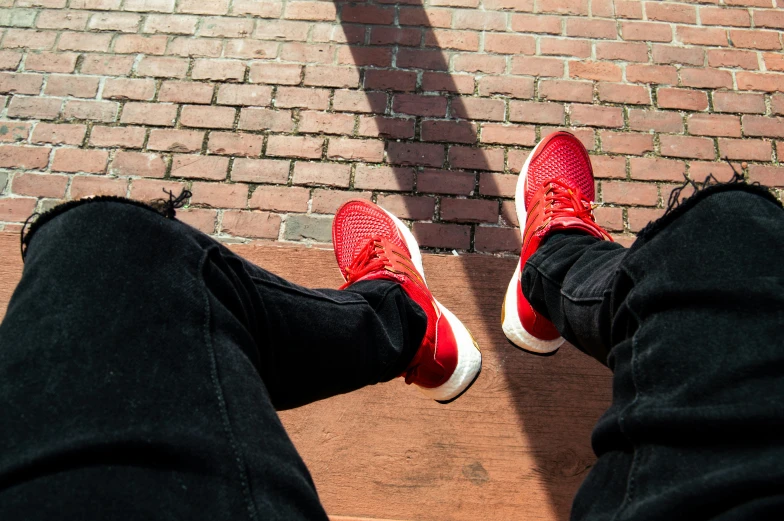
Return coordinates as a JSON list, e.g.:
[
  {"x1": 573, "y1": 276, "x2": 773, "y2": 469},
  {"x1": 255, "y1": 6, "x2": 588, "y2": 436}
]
[
  {"x1": 543, "y1": 178, "x2": 606, "y2": 236},
  {"x1": 340, "y1": 237, "x2": 390, "y2": 289}
]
